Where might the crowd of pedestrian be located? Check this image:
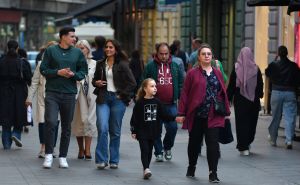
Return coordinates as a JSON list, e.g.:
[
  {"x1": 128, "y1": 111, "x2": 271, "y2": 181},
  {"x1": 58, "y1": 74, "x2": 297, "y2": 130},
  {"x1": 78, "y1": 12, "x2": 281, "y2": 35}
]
[{"x1": 0, "y1": 25, "x2": 299, "y2": 184}]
